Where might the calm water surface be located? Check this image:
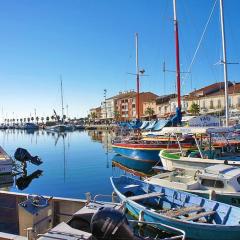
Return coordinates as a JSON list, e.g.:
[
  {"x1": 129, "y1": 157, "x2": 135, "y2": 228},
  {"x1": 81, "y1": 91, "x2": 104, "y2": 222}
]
[{"x1": 0, "y1": 129, "x2": 127, "y2": 199}]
